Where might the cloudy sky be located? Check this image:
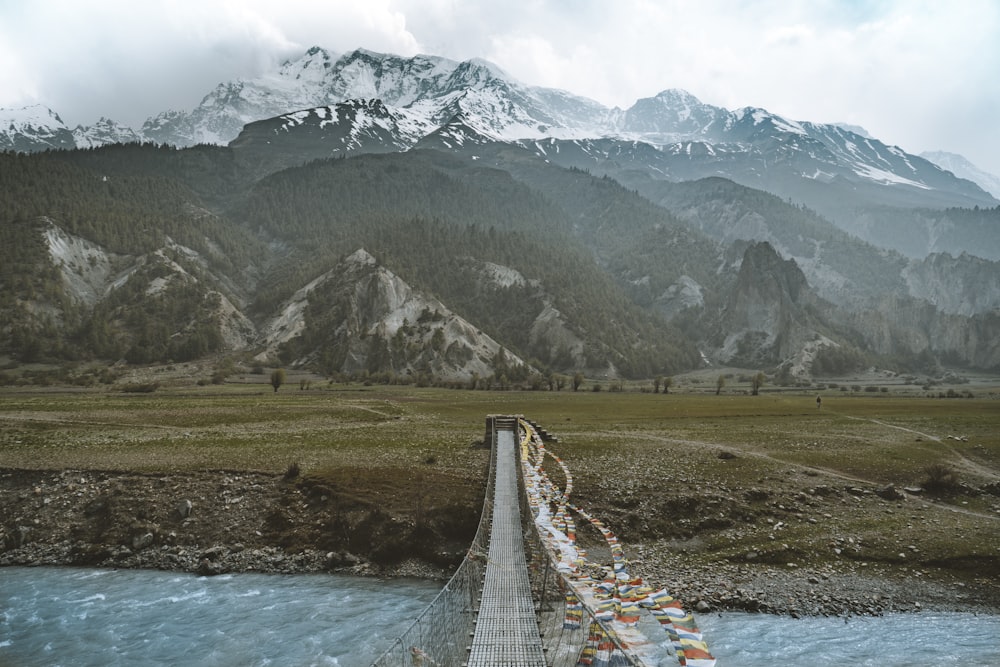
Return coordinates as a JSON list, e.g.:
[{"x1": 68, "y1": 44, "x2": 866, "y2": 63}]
[{"x1": 2, "y1": 0, "x2": 998, "y2": 175}]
